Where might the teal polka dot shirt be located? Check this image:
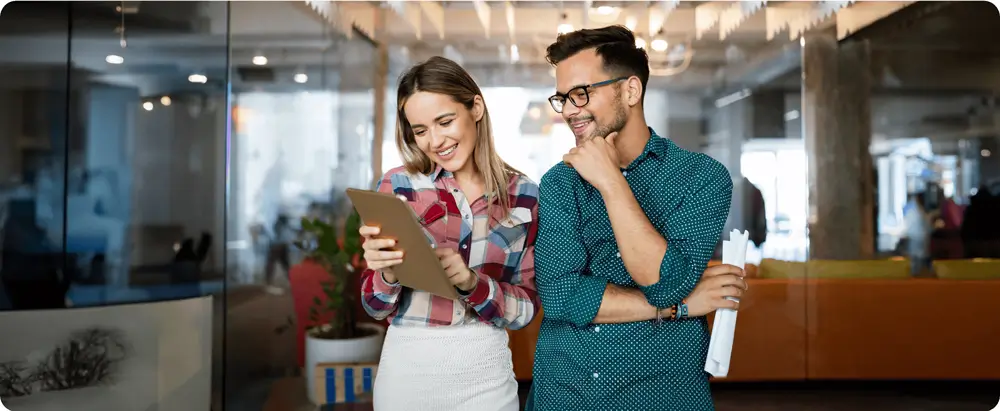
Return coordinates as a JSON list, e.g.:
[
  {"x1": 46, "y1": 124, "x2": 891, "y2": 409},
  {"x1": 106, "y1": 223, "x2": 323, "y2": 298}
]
[{"x1": 527, "y1": 129, "x2": 734, "y2": 411}]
